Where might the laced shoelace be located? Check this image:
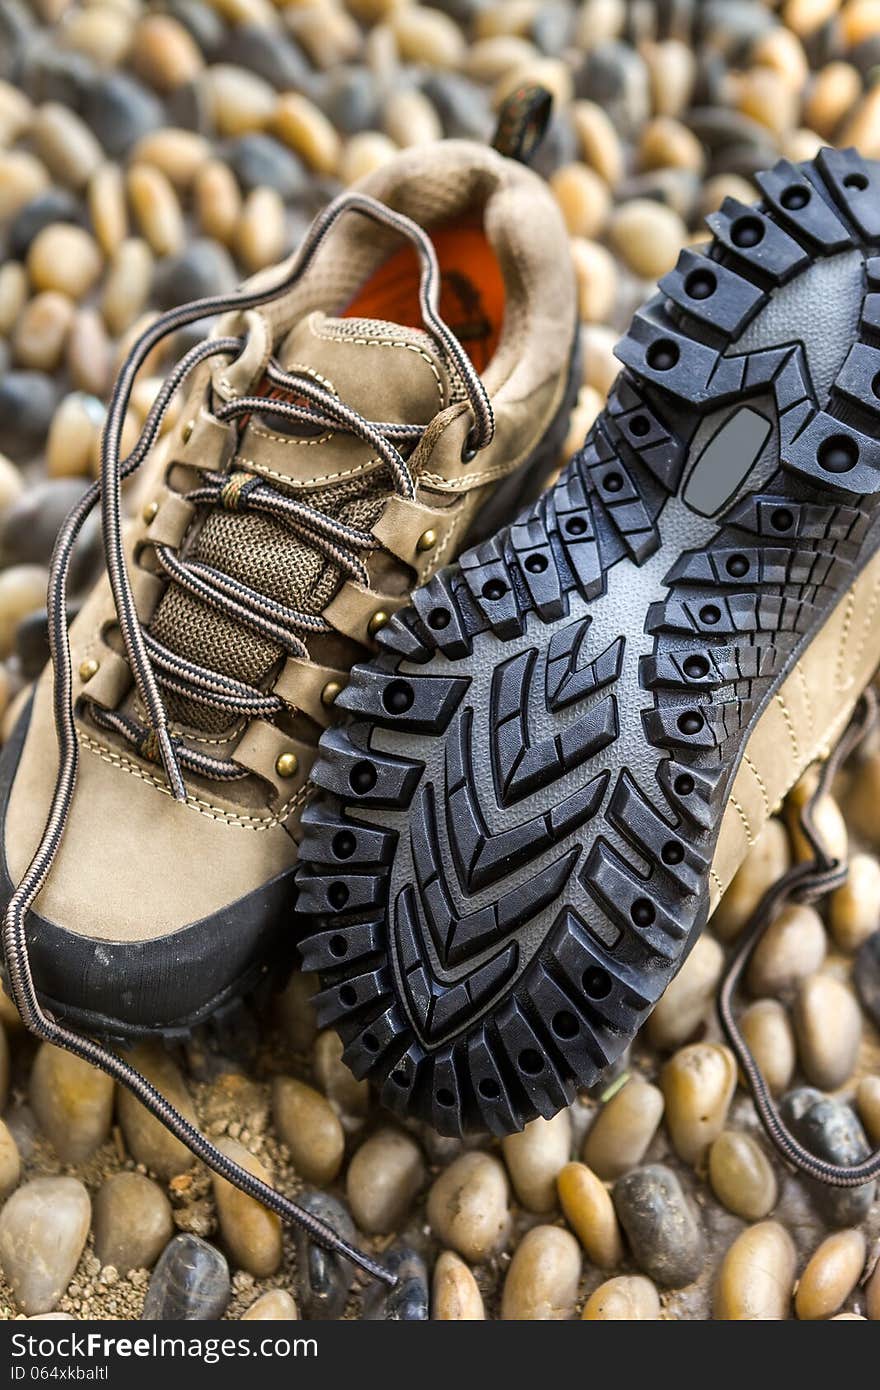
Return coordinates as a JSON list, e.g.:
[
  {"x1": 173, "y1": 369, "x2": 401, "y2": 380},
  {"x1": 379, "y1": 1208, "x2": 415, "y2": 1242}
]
[
  {"x1": 720, "y1": 686, "x2": 880, "y2": 1186},
  {"x1": 1, "y1": 191, "x2": 495, "y2": 1288}
]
